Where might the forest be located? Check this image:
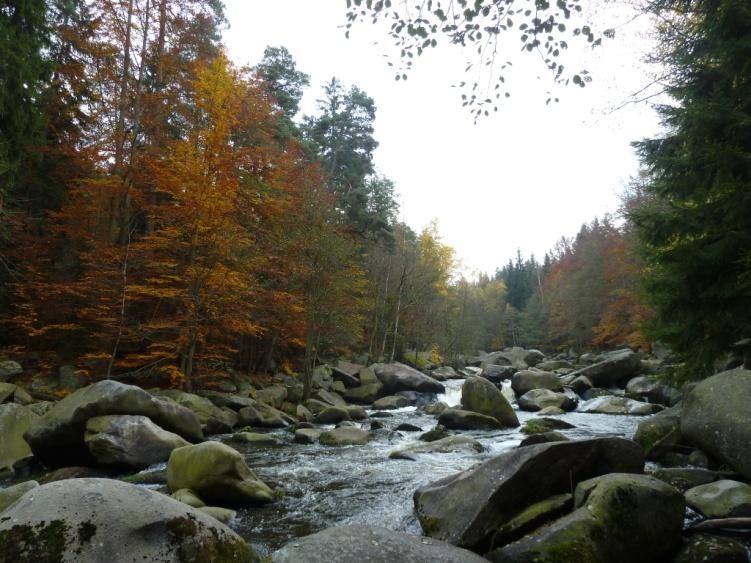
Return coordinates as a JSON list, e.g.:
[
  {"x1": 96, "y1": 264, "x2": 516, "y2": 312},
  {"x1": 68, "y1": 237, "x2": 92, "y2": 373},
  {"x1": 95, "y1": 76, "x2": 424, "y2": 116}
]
[{"x1": 1, "y1": 0, "x2": 749, "y2": 391}]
